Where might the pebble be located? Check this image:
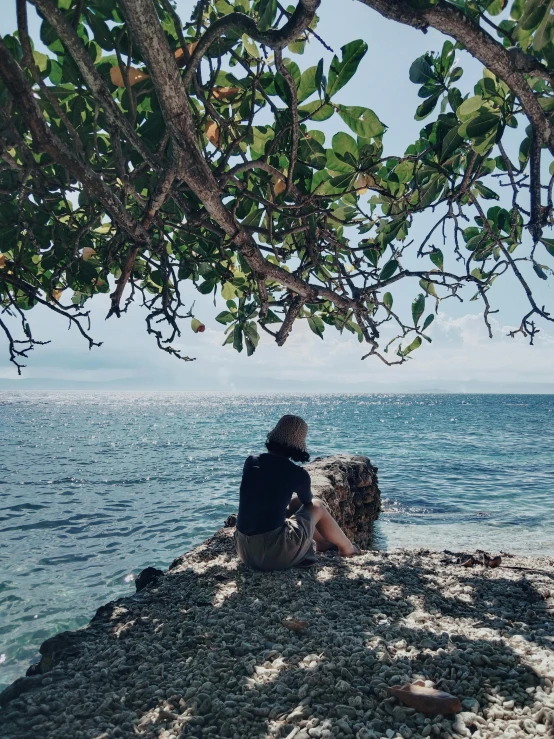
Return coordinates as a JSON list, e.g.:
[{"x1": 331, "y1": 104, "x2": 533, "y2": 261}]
[{"x1": 1, "y1": 544, "x2": 553, "y2": 739}]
